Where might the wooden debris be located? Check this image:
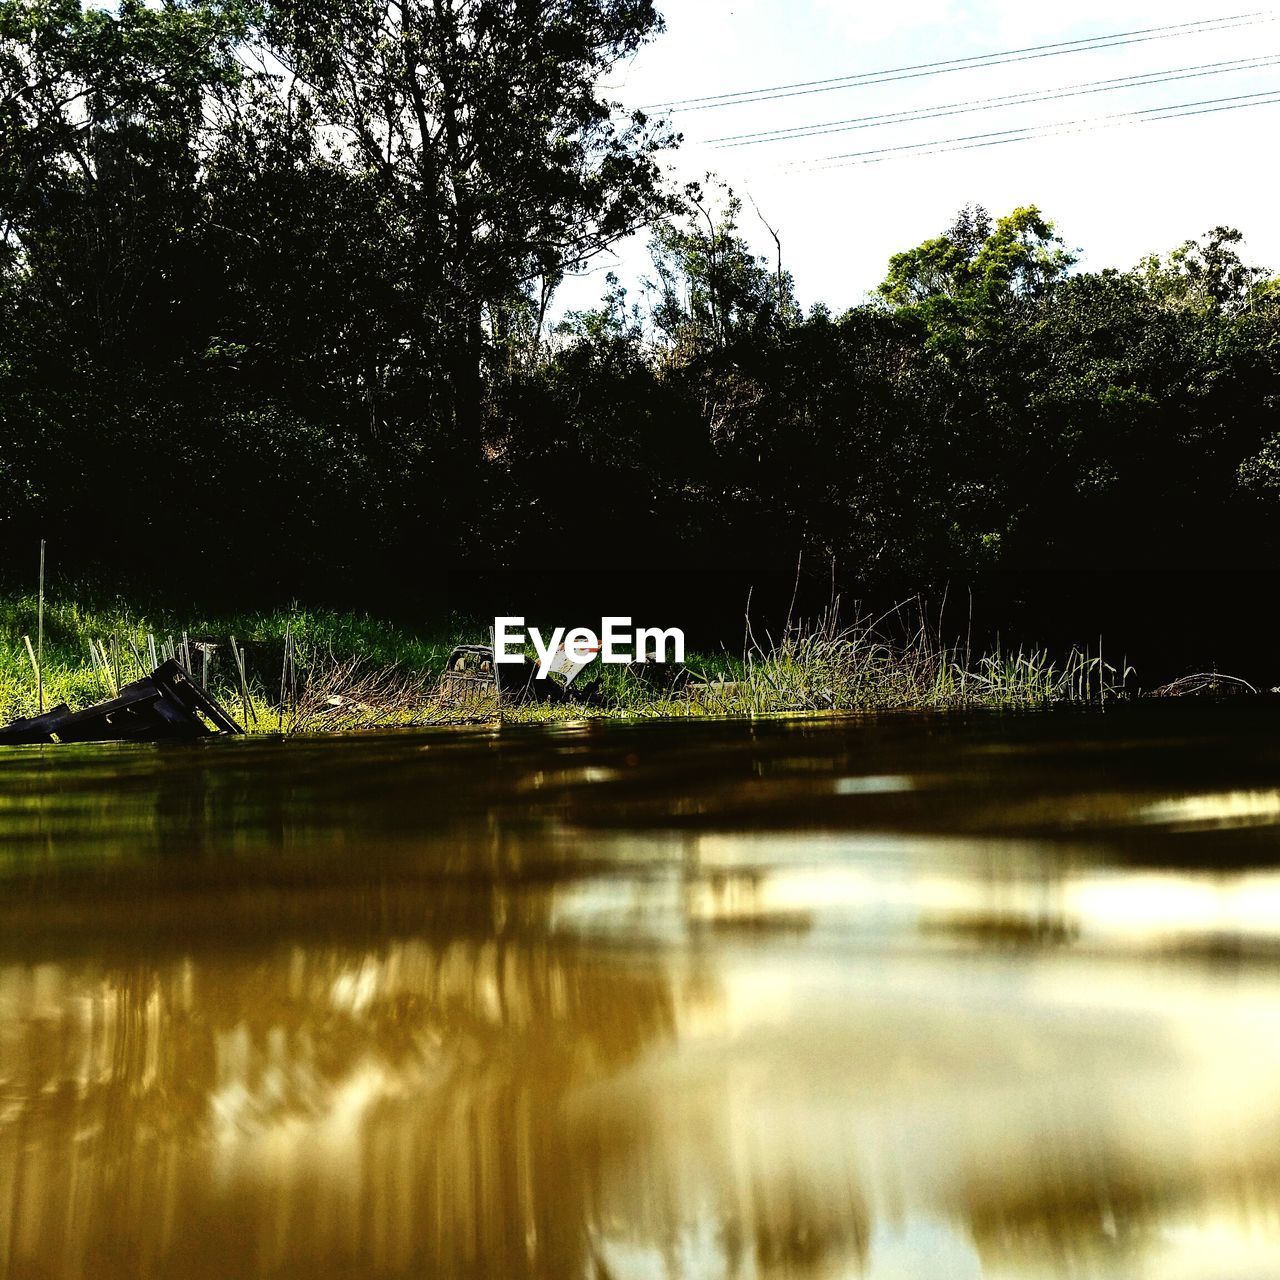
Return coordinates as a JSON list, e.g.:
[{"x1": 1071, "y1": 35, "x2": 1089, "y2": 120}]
[{"x1": 0, "y1": 659, "x2": 243, "y2": 745}]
